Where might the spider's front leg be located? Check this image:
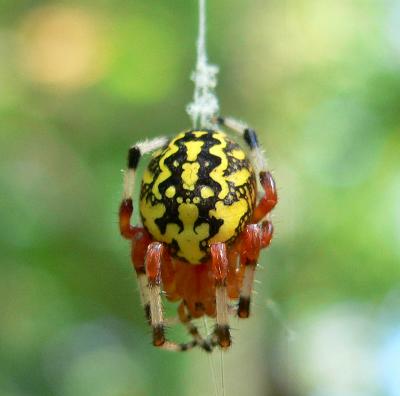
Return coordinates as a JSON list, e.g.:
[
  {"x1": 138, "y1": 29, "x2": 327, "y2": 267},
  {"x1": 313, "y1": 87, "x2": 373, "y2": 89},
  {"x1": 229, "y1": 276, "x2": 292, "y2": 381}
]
[
  {"x1": 119, "y1": 138, "x2": 167, "y2": 324},
  {"x1": 215, "y1": 116, "x2": 278, "y2": 222},
  {"x1": 118, "y1": 145, "x2": 143, "y2": 240},
  {"x1": 120, "y1": 137, "x2": 204, "y2": 352},
  {"x1": 253, "y1": 171, "x2": 277, "y2": 223},
  {"x1": 119, "y1": 137, "x2": 169, "y2": 240}
]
